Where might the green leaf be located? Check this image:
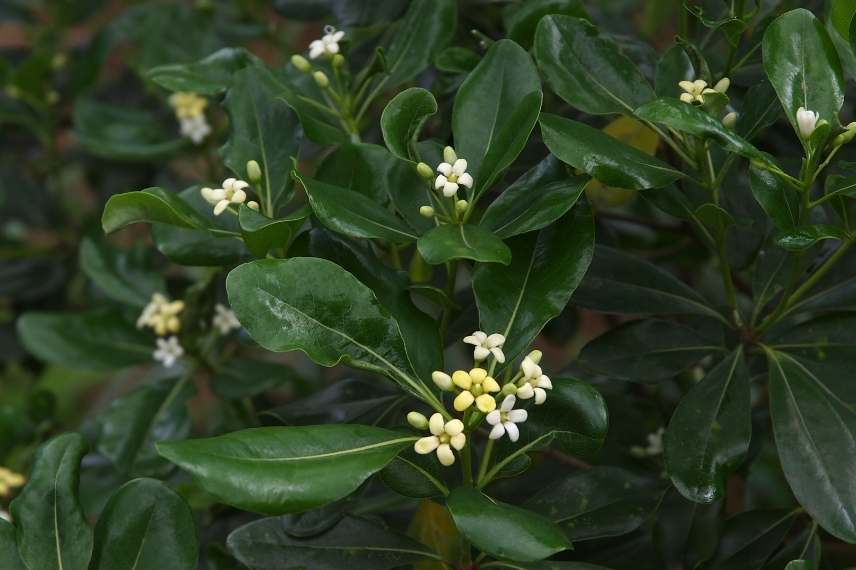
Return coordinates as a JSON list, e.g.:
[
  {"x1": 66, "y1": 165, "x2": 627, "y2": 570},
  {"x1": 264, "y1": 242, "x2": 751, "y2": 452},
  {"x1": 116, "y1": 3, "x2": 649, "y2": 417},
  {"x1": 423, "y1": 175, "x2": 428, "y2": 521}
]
[
  {"x1": 481, "y1": 158, "x2": 588, "y2": 239},
  {"x1": 580, "y1": 319, "x2": 723, "y2": 381},
  {"x1": 534, "y1": 15, "x2": 654, "y2": 115},
  {"x1": 665, "y1": 349, "x2": 751, "y2": 504},
  {"x1": 540, "y1": 113, "x2": 683, "y2": 190},
  {"x1": 694, "y1": 203, "x2": 735, "y2": 245},
  {"x1": 775, "y1": 225, "x2": 847, "y2": 251},
  {"x1": 102, "y1": 187, "x2": 209, "y2": 234},
  {"x1": 503, "y1": 0, "x2": 589, "y2": 49},
  {"x1": 417, "y1": 224, "x2": 511, "y2": 266},
  {"x1": 765, "y1": 348, "x2": 856, "y2": 542},
  {"x1": 736, "y1": 81, "x2": 781, "y2": 140},
  {"x1": 158, "y1": 425, "x2": 415, "y2": 515},
  {"x1": 227, "y1": 515, "x2": 442, "y2": 569},
  {"x1": 220, "y1": 65, "x2": 301, "y2": 215},
  {"x1": 17, "y1": 309, "x2": 153, "y2": 370},
  {"x1": 0, "y1": 519, "x2": 25, "y2": 570},
  {"x1": 226, "y1": 258, "x2": 423, "y2": 394},
  {"x1": 211, "y1": 358, "x2": 300, "y2": 400},
  {"x1": 573, "y1": 246, "x2": 726, "y2": 322},
  {"x1": 655, "y1": 45, "x2": 694, "y2": 98},
  {"x1": 380, "y1": 451, "x2": 447, "y2": 498},
  {"x1": 90, "y1": 478, "x2": 197, "y2": 570},
  {"x1": 447, "y1": 487, "x2": 571, "y2": 563},
  {"x1": 453, "y1": 39, "x2": 542, "y2": 193},
  {"x1": 699, "y1": 510, "x2": 796, "y2": 570},
  {"x1": 381, "y1": 87, "x2": 437, "y2": 162},
  {"x1": 95, "y1": 378, "x2": 193, "y2": 477},
  {"x1": 762, "y1": 8, "x2": 844, "y2": 136},
  {"x1": 823, "y1": 174, "x2": 856, "y2": 202},
  {"x1": 749, "y1": 166, "x2": 799, "y2": 231},
  {"x1": 79, "y1": 237, "x2": 165, "y2": 307},
  {"x1": 634, "y1": 98, "x2": 773, "y2": 165},
  {"x1": 238, "y1": 205, "x2": 308, "y2": 258},
  {"x1": 434, "y1": 47, "x2": 480, "y2": 74},
  {"x1": 525, "y1": 466, "x2": 664, "y2": 541},
  {"x1": 384, "y1": 0, "x2": 456, "y2": 86},
  {"x1": 278, "y1": 66, "x2": 347, "y2": 146},
  {"x1": 298, "y1": 173, "x2": 417, "y2": 243},
  {"x1": 146, "y1": 47, "x2": 260, "y2": 95},
  {"x1": 10, "y1": 433, "x2": 92, "y2": 570},
  {"x1": 474, "y1": 204, "x2": 594, "y2": 363}
]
